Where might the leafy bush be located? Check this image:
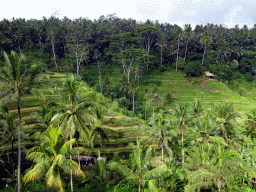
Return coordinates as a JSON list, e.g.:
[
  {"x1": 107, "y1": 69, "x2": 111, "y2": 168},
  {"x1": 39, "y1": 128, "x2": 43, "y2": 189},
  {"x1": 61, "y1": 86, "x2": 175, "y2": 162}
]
[
  {"x1": 154, "y1": 80, "x2": 162, "y2": 86},
  {"x1": 118, "y1": 97, "x2": 132, "y2": 110},
  {"x1": 185, "y1": 61, "x2": 203, "y2": 77},
  {"x1": 165, "y1": 91, "x2": 172, "y2": 104},
  {"x1": 245, "y1": 72, "x2": 254, "y2": 82}
]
